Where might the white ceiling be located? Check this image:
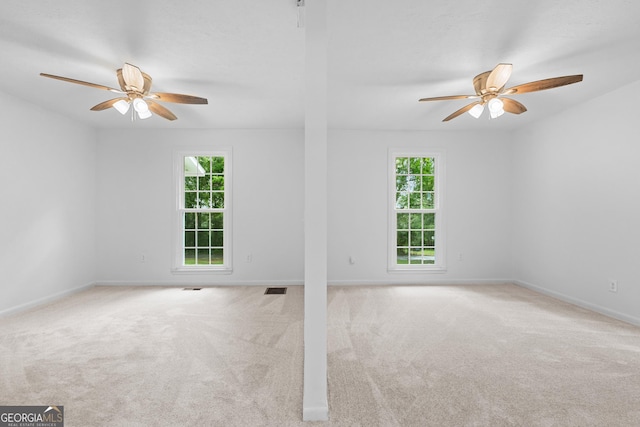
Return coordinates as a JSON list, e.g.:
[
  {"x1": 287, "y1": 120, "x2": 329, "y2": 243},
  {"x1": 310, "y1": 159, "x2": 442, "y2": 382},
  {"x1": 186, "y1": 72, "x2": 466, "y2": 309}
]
[{"x1": 1, "y1": 0, "x2": 639, "y2": 131}]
